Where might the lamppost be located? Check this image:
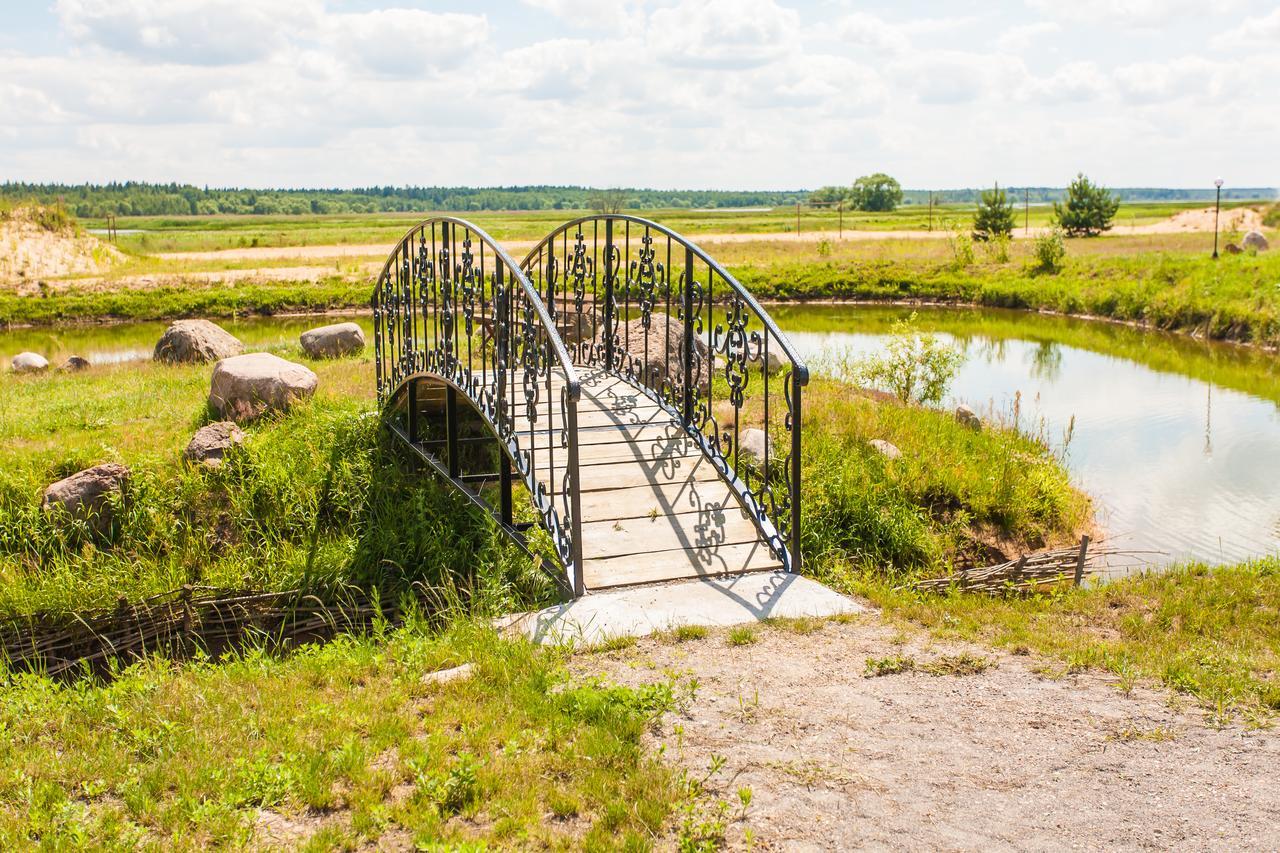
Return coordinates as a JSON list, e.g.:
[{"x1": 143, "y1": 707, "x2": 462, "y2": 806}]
[{"x1": 1212, "y1": 177, "x2": 1224, "y2": 259}]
